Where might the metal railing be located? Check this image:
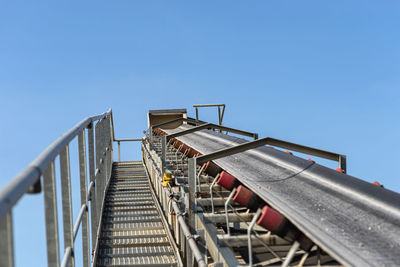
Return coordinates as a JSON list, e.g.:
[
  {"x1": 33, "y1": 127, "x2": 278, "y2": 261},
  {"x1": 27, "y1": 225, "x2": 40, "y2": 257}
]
[{"x1": 0, "y1": 109, "x2": 114, "y2": 267}]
